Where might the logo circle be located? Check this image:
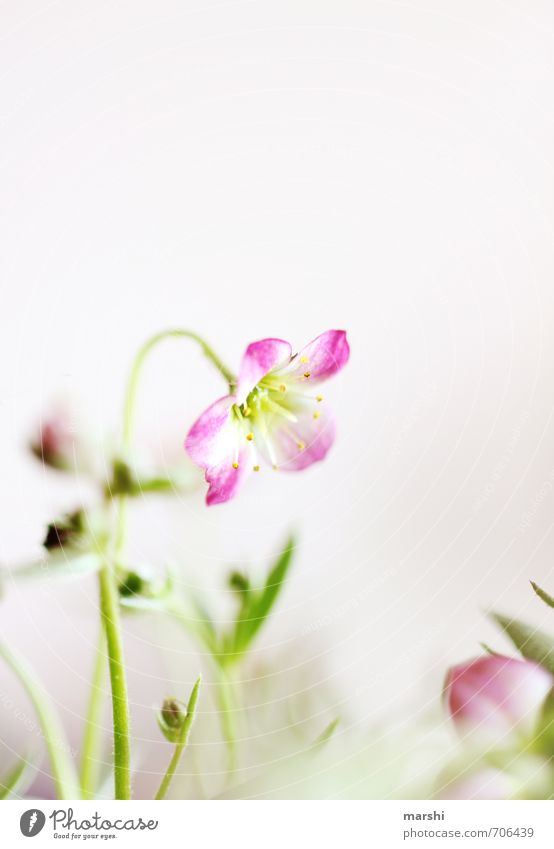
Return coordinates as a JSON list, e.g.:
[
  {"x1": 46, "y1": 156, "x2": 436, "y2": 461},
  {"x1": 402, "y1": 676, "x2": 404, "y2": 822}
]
[{"x1": 19, "y1": 809, "x2": 46, "y2": 837}]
